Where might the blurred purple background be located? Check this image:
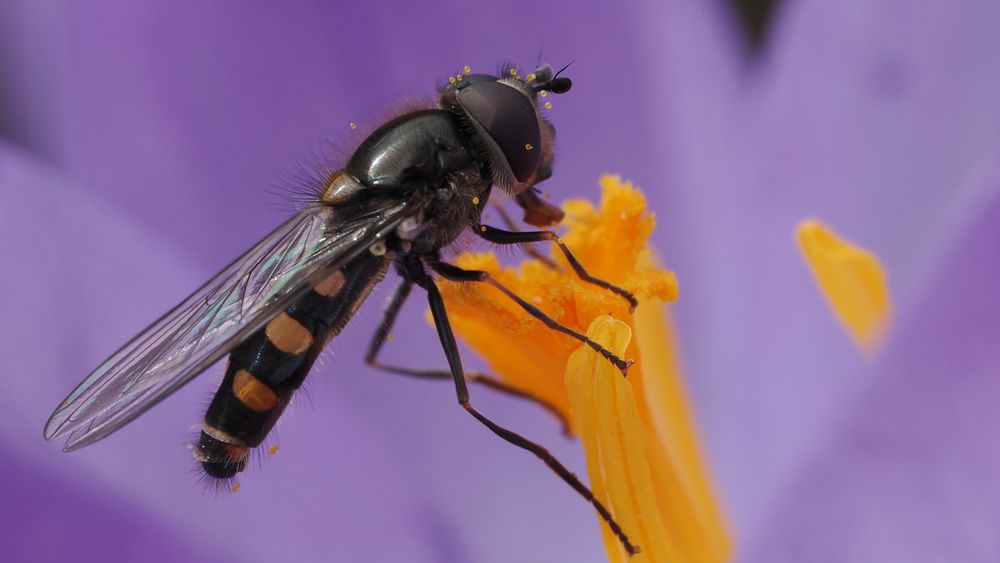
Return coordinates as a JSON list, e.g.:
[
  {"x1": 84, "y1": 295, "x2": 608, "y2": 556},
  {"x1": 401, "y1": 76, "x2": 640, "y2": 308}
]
[{"x1": 2, "y1": 1, "x2": 999, "y2": 562}]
